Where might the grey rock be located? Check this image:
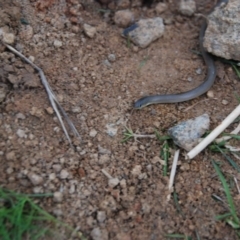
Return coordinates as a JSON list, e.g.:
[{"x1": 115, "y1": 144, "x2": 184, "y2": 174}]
[
  {"x1": 91, "y1": 228, "x2": 102, "y2": 240},
  {"x1": 108, "y1": 54, "x2": 116, "y2": 62},
  {"x1": 179, "y1": 0, "x2": 196, "y2": 16},
  {"x1": 16, "y1": 113, "x2": 26, "y2": 119},
  {"x1": 91, "y1": 227, "x2": 108, "y2": 240},
  {"x1": 204, "y1": 0, "x2": 240, "y2": 61},
  {"x1": 98, "y1": 145, "x2": 111, "y2": 155},
  {"x1": 105, "y1": 123, "x2": 118, "y2": 137},
  {"x1": 168, "y1": 114, "x2": 210, "y2": 151},
  {"x1": 124, "y1": 18, "x2": 165, "y2": 48},
  {"x1": 114, "y1": 10, "x2": 134, "y2": 28},
  {"x1": 103, "y1": 59, "x2": 111, "y2": 67}
]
